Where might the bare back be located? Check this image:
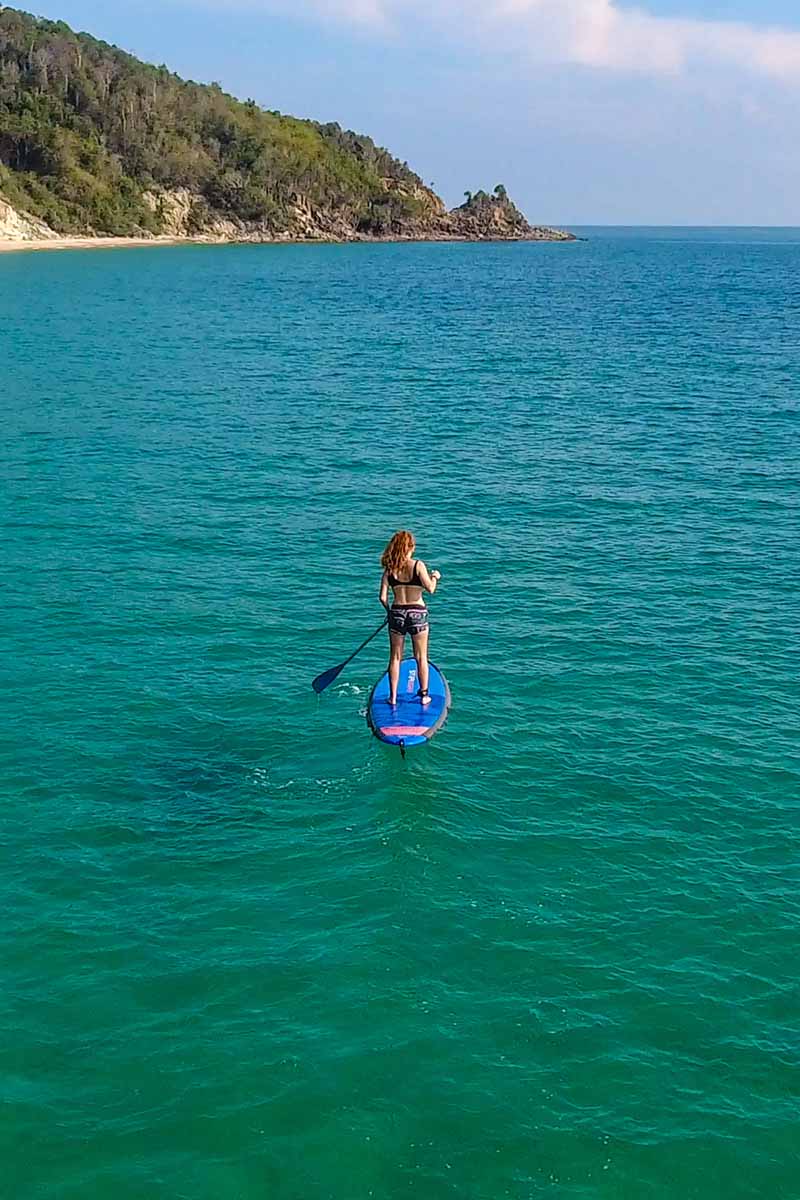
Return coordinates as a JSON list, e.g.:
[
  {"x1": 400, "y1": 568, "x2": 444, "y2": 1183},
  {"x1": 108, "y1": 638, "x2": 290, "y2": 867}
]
[{"x1": 384, "y1": 558, "x2": 435, "y2": 607}]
